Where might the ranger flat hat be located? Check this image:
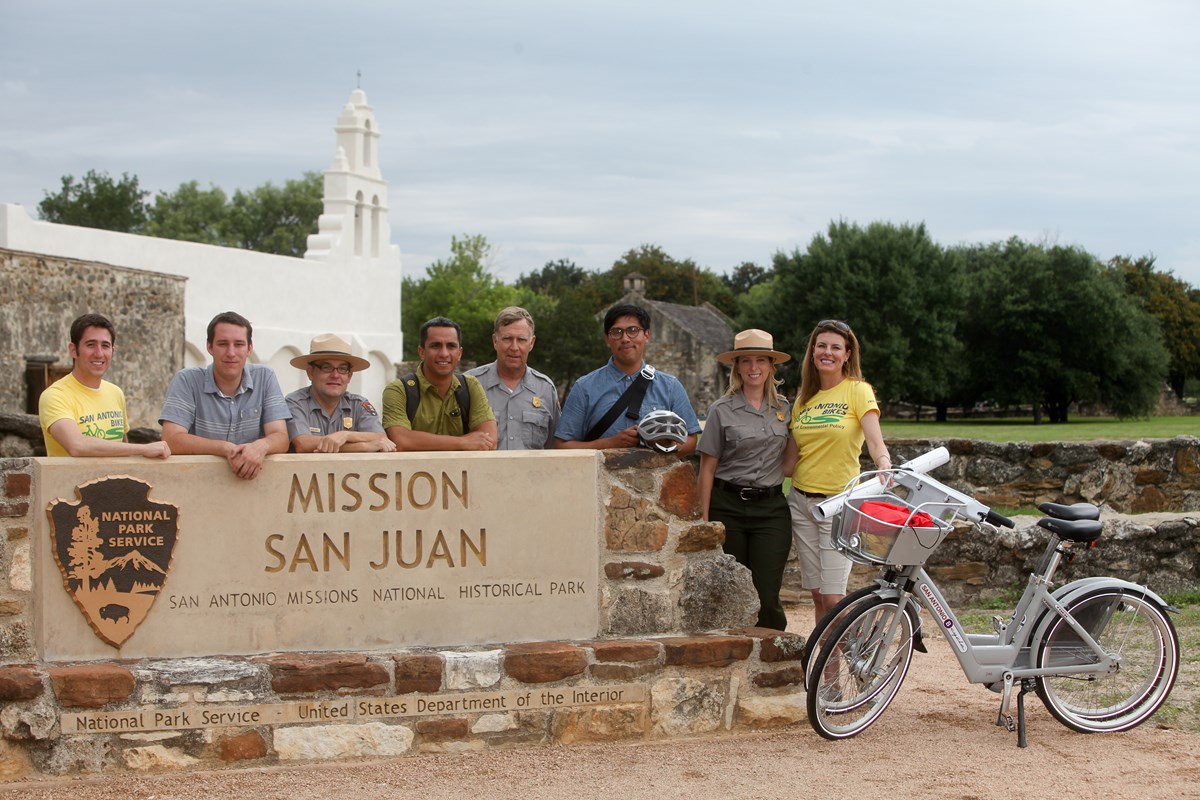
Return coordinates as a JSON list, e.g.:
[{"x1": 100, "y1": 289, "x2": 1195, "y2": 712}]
[
  {"x1": 716, "y1": 329, "x2": 791, "y2": 365},
  {"x1": 290, "y1": 333, "x2": 371, "y2": 372}
]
